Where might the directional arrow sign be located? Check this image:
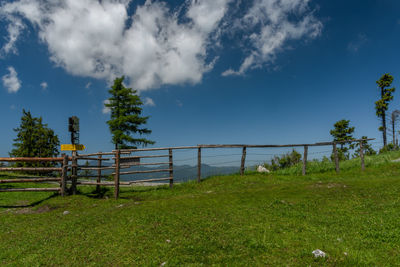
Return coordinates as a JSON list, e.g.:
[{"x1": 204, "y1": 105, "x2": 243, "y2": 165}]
[{"x1": 61, "y1": 144, "x2": 85, "y2": 151}]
